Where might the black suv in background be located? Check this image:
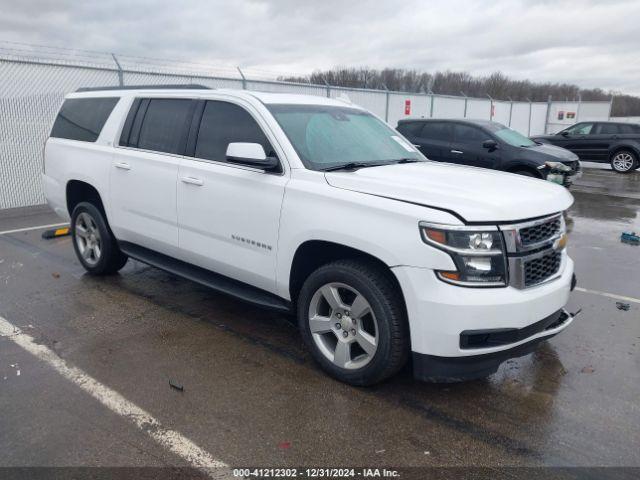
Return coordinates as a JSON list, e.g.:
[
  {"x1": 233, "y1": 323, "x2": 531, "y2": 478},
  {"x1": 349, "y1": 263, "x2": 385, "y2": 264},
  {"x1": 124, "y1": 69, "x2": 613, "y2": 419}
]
[
  {"x1": 397, "y1": 119, "x2": 581, "y2": 185},
  {"x1": 531, "y1": 121, "x2": 640, "y2": 173}
]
